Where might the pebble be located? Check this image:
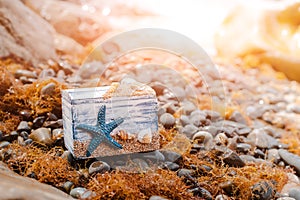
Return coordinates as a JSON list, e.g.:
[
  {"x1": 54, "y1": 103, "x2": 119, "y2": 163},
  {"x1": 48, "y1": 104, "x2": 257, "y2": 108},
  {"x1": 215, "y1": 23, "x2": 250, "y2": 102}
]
[
  {"x1": 0, "y1": 141, "x2": 10, "y2": 149},
  {"x1": 215, "y1": 194, "x2": 229, "y2": 200},
  {"x1": 189, "y1": 187, "x2": 213, "y2": 200},
  {"x1": 239, "y1": 155, "x2": 271, "y2": 165},
  {"x1": 236, "y1": 127, "x2": 252, "y2": 136},
  {"x1": 219, "y1": 181, "x2": 235, "y2": 196},
  {"x1": 223, "y1": 150, "x2": 245, "y2": 167},
  {"x1": 179, "y1": 115, "x2": 190, "y2": 126},
  {"x1": 229, "y1": 111, "x2": 247, "y2": 124},
  {"x1": 287, "y1": 104, "x2": 300, "y2": 114},
  {"x1": 267, "y1": 149, "x2": 280, "y2": 163},
  {"x1": 162, "y1": 162, "x2": 179, "y2": 171},
  {"x1": 190, "y1": 114, "x2": 206, "y2": 127},
  {"x1": 192, "y1": 131, "x2": 213, "y2": 150},
  {"x1": 88, "y1": 161, "x2": 110, "y2": 175},
  {"x1": 19, "y1": 110, "x2": 32, "y2": 121},
  {"x1": 281, "y1": 173, "x2": 300, "y2": 195},
  {"x1": 177, "y1": 168, "x2": 194, "y2": 178},
  {"x1": 17, "y1": 121, "x2": 31, "y2": 132},
  {"x1": 149, "y1": 195, "x2": 169, "y2": 200},
  {"x1": 251, "y1": 181, "x2": 276, "y2": 200},
  {"x1": 38, "y1": 69, "x2": 55, "y2": 79},
  {"x1": 131, "y1": 158, "x2": 149, "y2": 171},
  {"x1": 181, "y1": 124, "x2": 198, "y2": 138},
  {"x1": 159, "y1": 113, "x2": 175, "y2": 129},
  {"x1": 181, "y1": 101, "x2": 197, "y2": 115},
  {"x1": 201, "y1": 125, "x2": 218, "y2": 136},
  {"x1": 277, "y1": 198, "x2": 296, "y2": 200},
  {"x1": 41, "y1": 82, "x2": 56, "y2": 95},
  {"x1": 32, "y1": 116, "x2": 46, "y2": 129},
  {"x1": 289, "y1": 188, "x2": 300, "y2": 200},
  {"x1": 24, "y1": 139, "x2": 32, "y2": 145},
  {"x1": 214, "y1": 133, "x2": 228, "y2": 145},
  {"x1": 247, "y1": 129, "x2": 279, "y2": 149},
  {"x1": 70, "y1": 187, "x2": 87, "y2": 199},
  {"x1": 17, "y1": 136, "x2": 24, "y2": 145},
  {"x1": 254, "y1": 149, "x2": 265, "y2": 159},
  {"x1": 204, "y1": 110, "x2": 222, "y2": 122},
  {"x1": 29, "y1": 128, "x2": 53, "y2": 145},
  {"x1": 0, "y1": 131, "x2": 2, "y2": 141},
  {"x1": 63, "y1": 181, "x2": 74, "y2": 193},
  {"x1": 170, "y1": 86, "x2": 185, "y2": 101},
  {"x1": 20, "y1": 131, "x2": 28, "y2": 140},
  {"x1": 279, "y1": 149, "x2": 300, "y2": 176},
  {"x1": 236, "y1": 143, "x2": 251, "y2": 153},
  {"x1": 15, "y1": 69, "x2": 37, "y2": 79},
  {"x1": 44, "y1": 119, "x2": 63, "y2": 129},
  {"x1": 142, "y1": 150, "x2": 165, "y2": 162}
]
